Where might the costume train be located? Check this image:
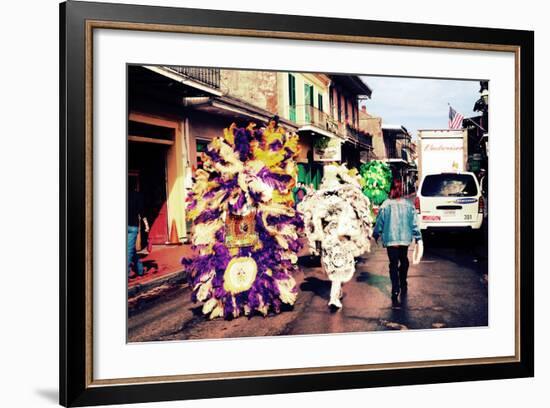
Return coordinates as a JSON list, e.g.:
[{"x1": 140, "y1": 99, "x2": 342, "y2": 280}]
[{"x1": 297, "y1": 164, "x2": 374, "y2": 309}]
